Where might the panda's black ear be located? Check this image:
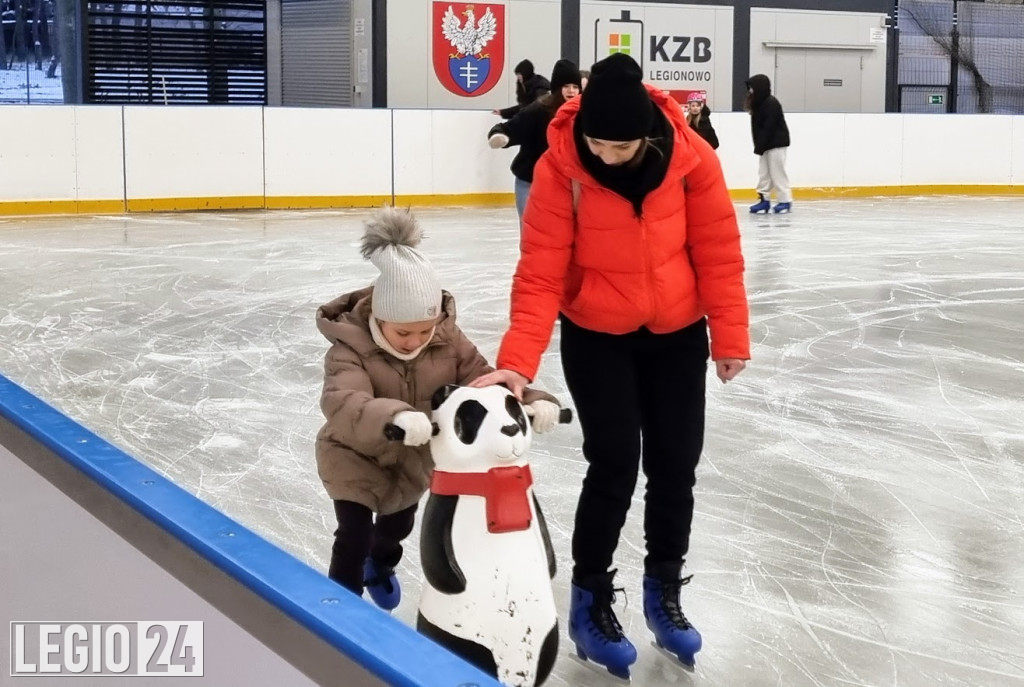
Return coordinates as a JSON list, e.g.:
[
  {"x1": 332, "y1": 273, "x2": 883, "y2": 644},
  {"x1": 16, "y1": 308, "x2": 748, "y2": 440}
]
[{"x1": 431, "y1": 384, "x2": 460, "y2": 411}]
